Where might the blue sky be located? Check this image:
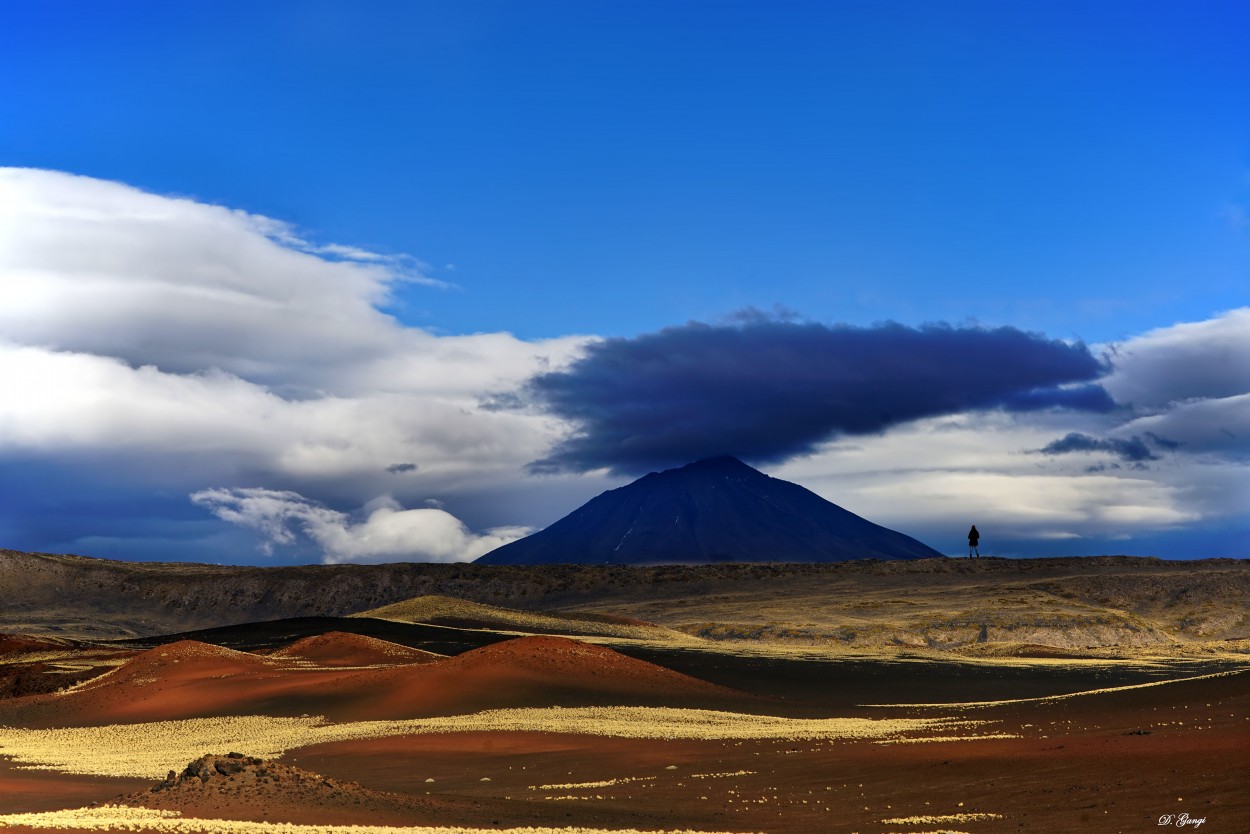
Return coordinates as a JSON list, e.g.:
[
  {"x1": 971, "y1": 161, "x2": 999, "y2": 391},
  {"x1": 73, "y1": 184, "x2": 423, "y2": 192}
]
[{"x1": 1, "y1": 1, "x2": 1247, "y2": 562}]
